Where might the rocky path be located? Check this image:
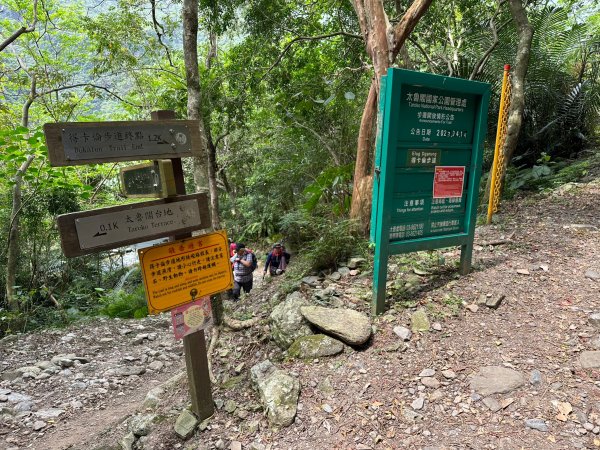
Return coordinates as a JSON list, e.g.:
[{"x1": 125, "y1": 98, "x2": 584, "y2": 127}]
[
  {"x1": 1, "y1": 180, "x2": 600, "y2": 450},
  {"x1": 0, "y1": 315, "x2": 186, "y2": 449}
]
